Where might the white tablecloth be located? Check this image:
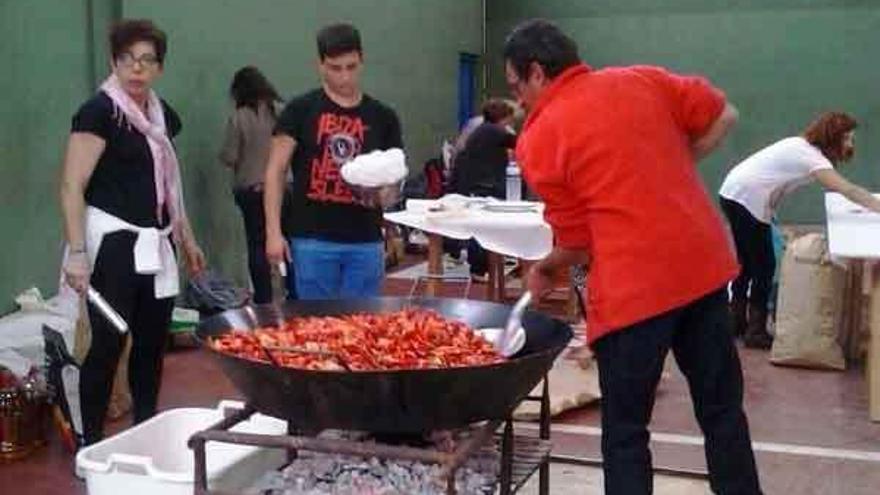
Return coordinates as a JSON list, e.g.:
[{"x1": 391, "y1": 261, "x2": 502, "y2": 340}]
[
  {"x1": 384, "y1": 199, "x2": 553, "y2": 260},
  {"x1": 825, "y1": 192, "x2": 880, "y2": 260}
]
